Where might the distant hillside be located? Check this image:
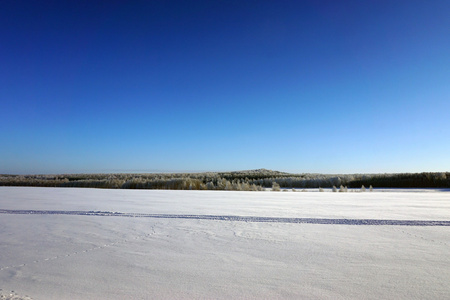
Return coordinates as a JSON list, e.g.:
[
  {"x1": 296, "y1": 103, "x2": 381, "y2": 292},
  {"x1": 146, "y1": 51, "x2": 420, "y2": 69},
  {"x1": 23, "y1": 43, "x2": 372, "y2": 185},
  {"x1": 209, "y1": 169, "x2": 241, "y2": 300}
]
[{"x1": 228, "y1": 168, "x2": 291, "y2": 175}]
